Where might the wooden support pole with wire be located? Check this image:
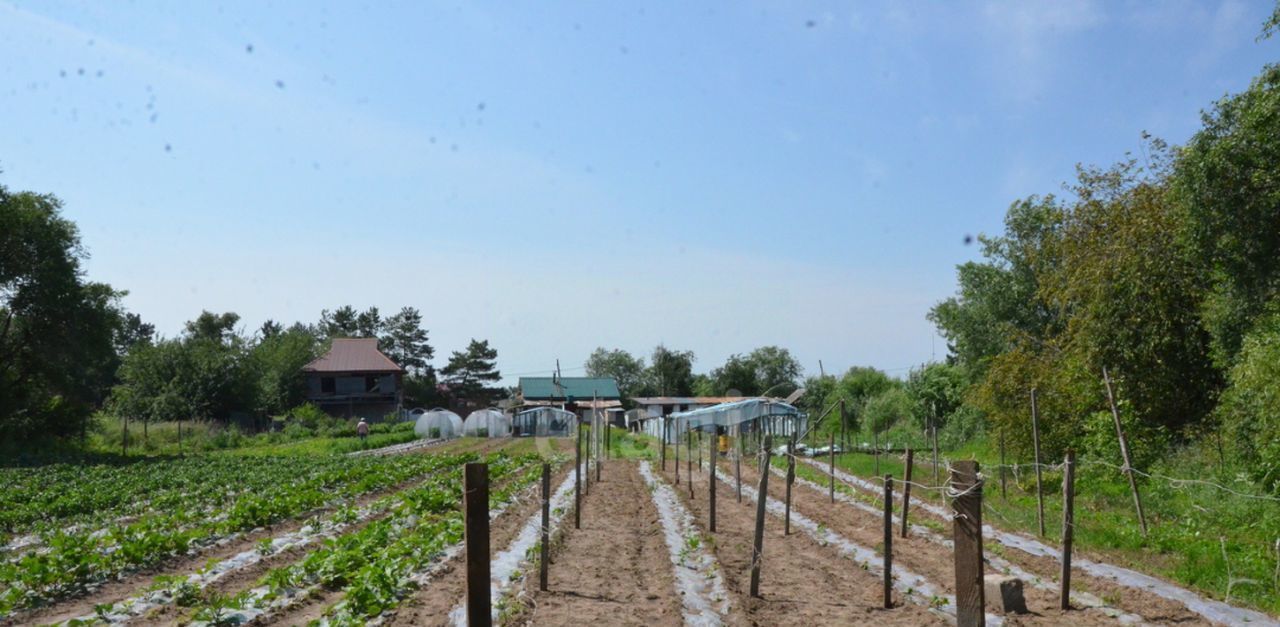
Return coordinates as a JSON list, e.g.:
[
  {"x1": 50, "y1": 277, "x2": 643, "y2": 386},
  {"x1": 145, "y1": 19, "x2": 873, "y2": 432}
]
[
  {"x1": 950, "y1": 460, "x2": 985, "y2": 627},
  {"x1": 1060, "y1": 449, "x2": 1076, "y2": 610},
  {"x1": 574, "y1": 424, "x2": 582, "y2": 529},
  {"x1": 784, "y1": 434, "x2": 795, "y2": 536},
  {"x1": 750, "y1": 436, "x2": 773, "y2": 598},
  {"x1": 710, "y1": 444, "x2": 717, "y2": 532},
  {"x1": 464, "y1": 463, "x2": 491, "y2": 627},
  {"x1": 539, "y1": 463, "x2": 550, "y2": 591},
  {"x1": 829, "y1": 432, "x2": 836, "y2": 503},
  {"x1": 884, "y1": 474, "x2": 894, "y2": 609},
  {"x1": 1031, "y1": 388, "x2": 1046, "y2": 537},
  {"x1": 1103, "y1": 366, "x2": 1148, "y2": 536},
  {"x1": 901, "y1": 448, "x2": 914, "y2": 538}
]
